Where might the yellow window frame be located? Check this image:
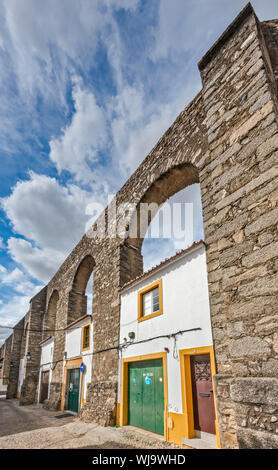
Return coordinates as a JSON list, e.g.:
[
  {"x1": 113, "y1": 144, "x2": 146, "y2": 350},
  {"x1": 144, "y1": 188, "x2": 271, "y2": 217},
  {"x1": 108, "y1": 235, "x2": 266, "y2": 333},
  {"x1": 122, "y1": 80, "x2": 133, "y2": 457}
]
[
  {"x1": 138, "y1": 279, "x2": 163, "y2": 322},
  {"x1": 81, "y1": 323, "x2": 91, "y2": 351}
]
